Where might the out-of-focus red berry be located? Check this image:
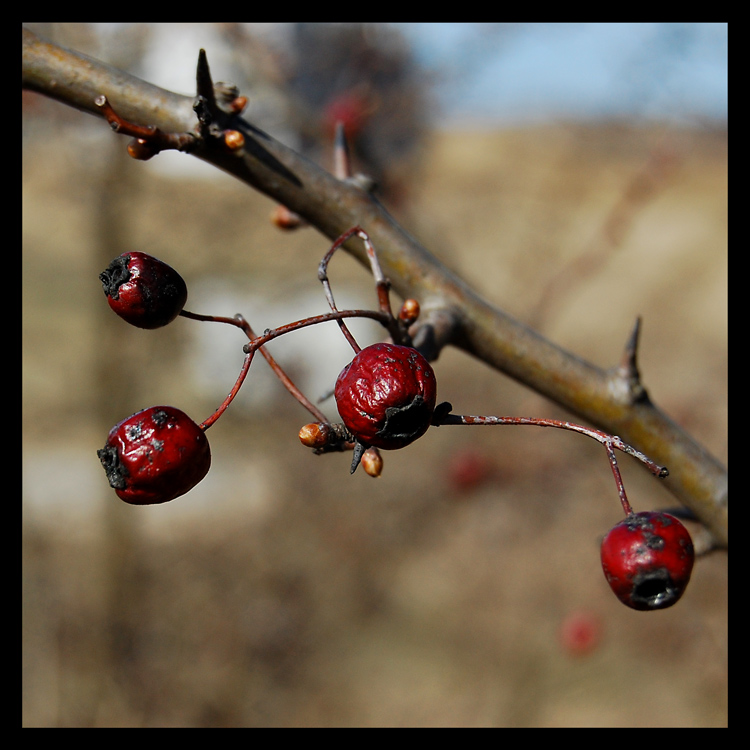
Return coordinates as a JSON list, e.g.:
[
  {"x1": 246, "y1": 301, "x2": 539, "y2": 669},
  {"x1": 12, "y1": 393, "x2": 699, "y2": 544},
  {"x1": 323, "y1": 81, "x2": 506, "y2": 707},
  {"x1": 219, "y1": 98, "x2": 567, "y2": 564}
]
[
  {"x1": 323, "y1": 92, "x2": 369, "y2": 140},
  {"x1": 559, "y1": 610, "x2": 603, "y2": 656},
  {"x1": 446, "y1": 448, "x2": 495, "y2": 493}
]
